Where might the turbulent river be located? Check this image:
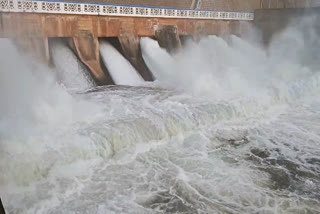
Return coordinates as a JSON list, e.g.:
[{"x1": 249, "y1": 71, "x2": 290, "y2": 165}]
[{"x1": 1, "y1": 17, "x2": 320, "y2": 214}]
